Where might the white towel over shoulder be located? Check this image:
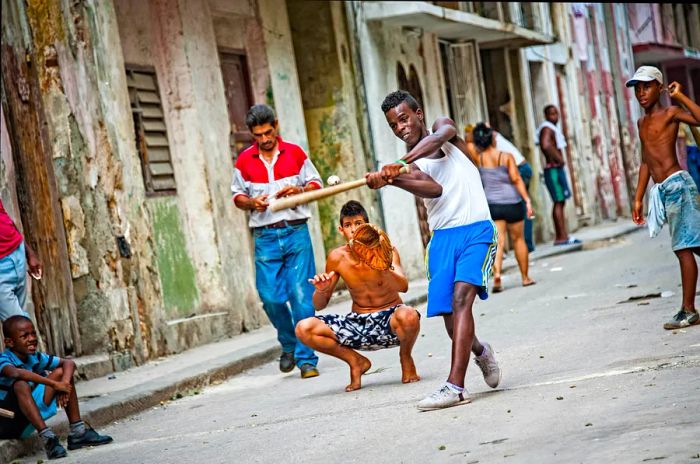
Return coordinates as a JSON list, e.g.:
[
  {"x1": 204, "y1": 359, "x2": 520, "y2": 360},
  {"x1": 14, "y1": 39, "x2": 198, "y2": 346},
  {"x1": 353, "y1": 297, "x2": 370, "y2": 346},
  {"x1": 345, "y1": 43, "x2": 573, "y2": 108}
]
[{"x1": 535, "y1": 121, "x2": 567, "y2": 150}]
